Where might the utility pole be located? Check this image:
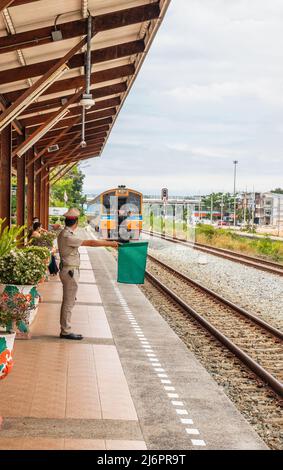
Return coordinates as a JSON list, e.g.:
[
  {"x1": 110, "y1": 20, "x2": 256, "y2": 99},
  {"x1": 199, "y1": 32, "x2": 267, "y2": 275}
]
[
  {"x1": 243, "y1": 192, "x2": 247, "y2": 226},
  {"x1": 251, "y1": 188, "x2": 255, "y2": 230},
  {"x1": 220, "y1": 193, "x2": 224, "y2": 225},
  {"x1": 278, "y1": 197, "x2": 281, "y2": 237},
  {"x1": 199, "y1": 197, "x2": 202, "y2": 222},
  {"x1": 233, "y1": 160, "x2": 238, "y2": 227},
  {"x1": 210, "y1": 194, "x2": 213, "y2": 225}
]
